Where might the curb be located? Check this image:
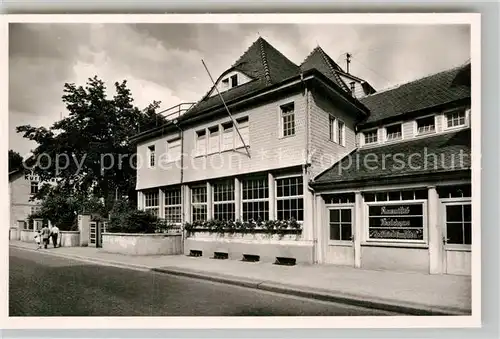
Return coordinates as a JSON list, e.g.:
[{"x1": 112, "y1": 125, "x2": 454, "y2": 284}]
[
  {"x1": 11, "y1": 244, "x2": 471, "y2": 316},
  {"x1": 151, "y1": 267, "x2": 470, "y2": 316}
]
